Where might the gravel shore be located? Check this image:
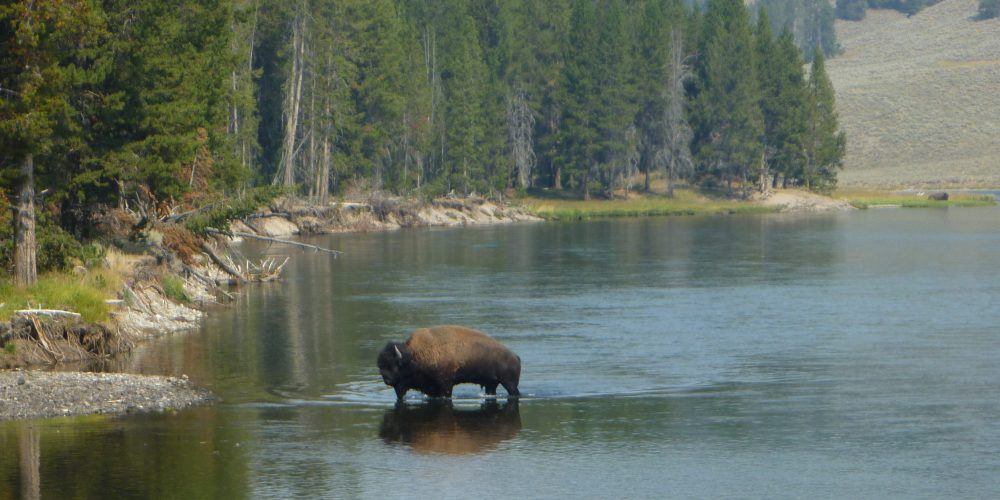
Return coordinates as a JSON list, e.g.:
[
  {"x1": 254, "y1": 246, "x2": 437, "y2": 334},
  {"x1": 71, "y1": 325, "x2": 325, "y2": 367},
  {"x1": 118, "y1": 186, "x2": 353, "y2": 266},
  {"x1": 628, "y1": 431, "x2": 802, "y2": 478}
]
[{"x1": 0, "y1": 370, "x2": 213, "y2": 420}]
